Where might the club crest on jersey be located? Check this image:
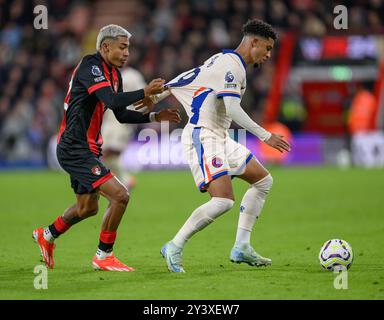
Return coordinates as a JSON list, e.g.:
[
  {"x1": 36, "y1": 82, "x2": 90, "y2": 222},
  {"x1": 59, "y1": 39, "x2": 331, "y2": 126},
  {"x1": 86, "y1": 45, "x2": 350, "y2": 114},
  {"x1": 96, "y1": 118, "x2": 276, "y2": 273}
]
[
  {"x1": 91, "y1": 65, "x2": 102, "y2": 76},
  {"x1": 91, "y1": 165, "x2": 101, "y2": 176},
  {"x1": 225, "y1": 71, "x2": 234, "y2": 83},
  {"x1": 212, "y1": 156, "x2": 223, "y2": 168}
]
